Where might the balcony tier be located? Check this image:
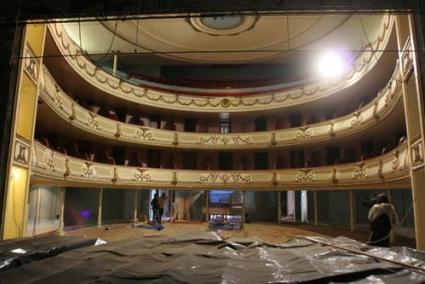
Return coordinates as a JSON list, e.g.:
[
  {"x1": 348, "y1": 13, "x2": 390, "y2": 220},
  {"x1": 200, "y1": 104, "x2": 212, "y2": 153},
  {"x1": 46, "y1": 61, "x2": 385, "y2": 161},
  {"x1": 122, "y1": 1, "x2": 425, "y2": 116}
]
[
  {"x1": 31, "y1": 141, "x2": 409, "y2": 190},
  {"x1": 45, "y1": 15, "x2": 395, "y2": 113}
]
